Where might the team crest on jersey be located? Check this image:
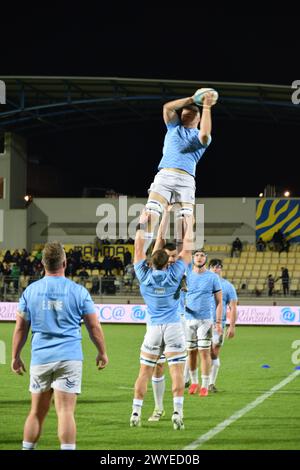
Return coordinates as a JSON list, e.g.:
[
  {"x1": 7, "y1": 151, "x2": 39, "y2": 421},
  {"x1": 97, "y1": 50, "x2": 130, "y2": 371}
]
[{"x1": 154, "y1": 288, "x2": 166, "y2": 295}]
